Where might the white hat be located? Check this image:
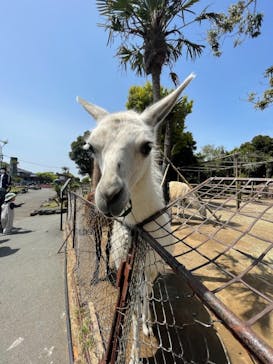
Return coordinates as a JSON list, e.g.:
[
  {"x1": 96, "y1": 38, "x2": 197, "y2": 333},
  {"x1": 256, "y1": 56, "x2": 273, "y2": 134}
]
[{"x1": 4, "y1": 192, "x2": 16, "y2": 202}]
